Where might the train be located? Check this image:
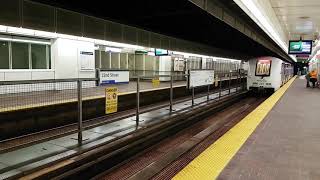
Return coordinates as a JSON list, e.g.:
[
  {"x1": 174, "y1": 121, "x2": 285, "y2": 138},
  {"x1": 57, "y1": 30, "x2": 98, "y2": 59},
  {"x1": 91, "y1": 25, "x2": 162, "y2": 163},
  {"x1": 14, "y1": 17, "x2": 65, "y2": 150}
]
[{"x1": 247, "y1": 56, "x2": 294, "y2": 93}]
